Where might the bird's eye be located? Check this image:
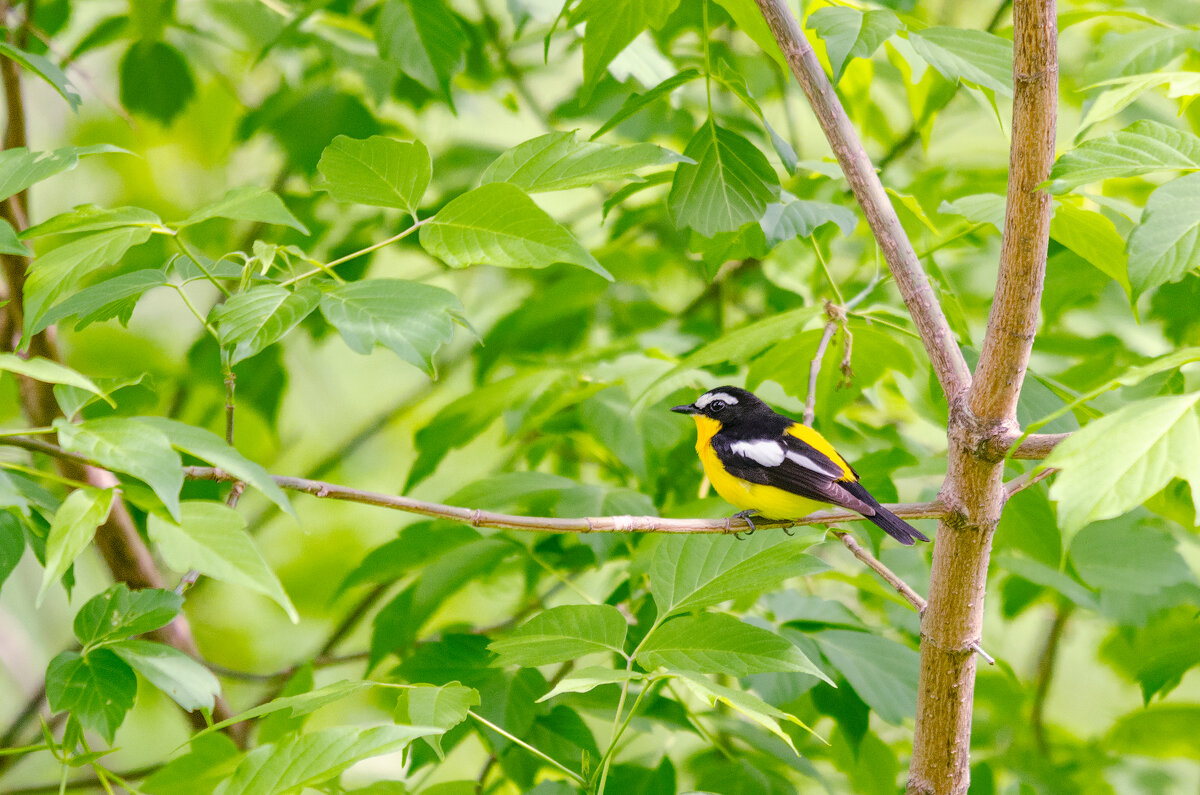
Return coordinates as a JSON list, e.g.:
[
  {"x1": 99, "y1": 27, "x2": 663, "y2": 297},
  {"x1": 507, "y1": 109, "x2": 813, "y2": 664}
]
[{"x1": 709, "y1": 400, "x2": 727, "y2": 413}]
